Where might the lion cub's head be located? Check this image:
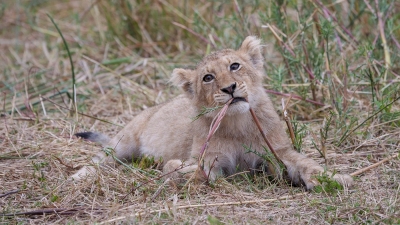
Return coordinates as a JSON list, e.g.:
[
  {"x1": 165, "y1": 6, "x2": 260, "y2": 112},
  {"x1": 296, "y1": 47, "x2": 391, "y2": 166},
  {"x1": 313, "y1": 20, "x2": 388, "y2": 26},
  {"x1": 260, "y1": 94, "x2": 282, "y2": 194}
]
[{"x1": 171, "y1": 36, "x2": 265, "y2": 116}]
